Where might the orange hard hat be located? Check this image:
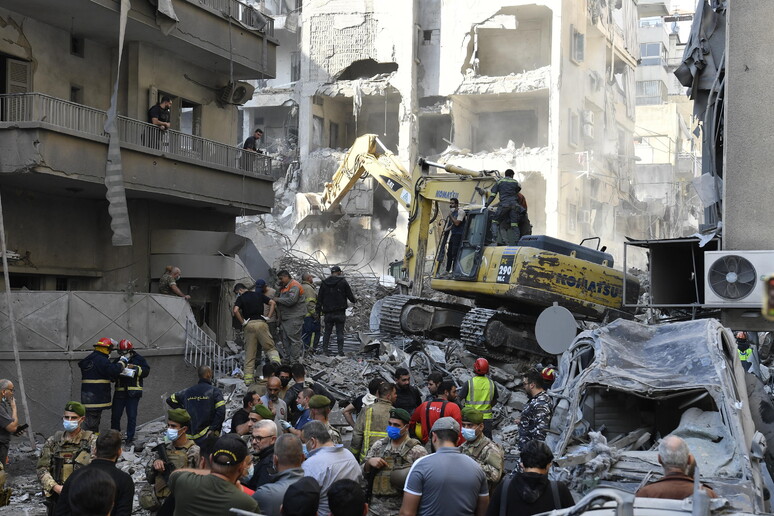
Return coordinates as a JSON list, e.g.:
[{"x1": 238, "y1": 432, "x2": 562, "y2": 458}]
[
  {"x1": 541, "y1": 367, "x2": 556, "y2": 382},
  {"x1": 474, "y1": 358, "x2": 489, "y2": 375},
  {"x1": 95, "y1": 337, "x2": 116, "y2": 349},
  {"x1": 118, "y1": 339, "x2": 133, "y2": 351}
]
